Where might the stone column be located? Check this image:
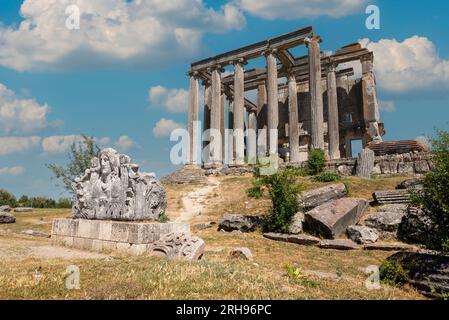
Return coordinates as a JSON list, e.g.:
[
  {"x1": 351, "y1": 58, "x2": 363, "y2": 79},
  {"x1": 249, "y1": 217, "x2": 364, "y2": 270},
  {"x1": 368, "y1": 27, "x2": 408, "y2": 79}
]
[
  {"x1": 265, "y1": 50, "x2": 279, "y2": 157},
  {"x1": 326, "y1": 62, "x2": 341, "y2": 160},
  {"x1": 187, "y1": 72, "x2": 199, "y2": 165},
  {"x1": 287, "y1": 71, "x2": 300, "y2": 163},
  {"x1": 202, "y1": 81, "x2": 211, "y2": 166},
  {"x1": 221, "y1": 91, "x2": 226, "y2": 161},
  {"x1": 227, "y1": 97, "x2": 234, "y2": 165},
  {"x1": 248, "y1": 110, "x2": 257, "y2": 164},
  {"x1": 233, "y1": 59, "x2": 246, "y2": 166},
  {"x1": 209, "y1": 66, "x2": 222, "y2": 166},
  {"x1": 257, "y1": 83, "x2": 268, "y2": 158},
  {"x1": 306, "y1": 36, "x2": 324, "y2": 151}
]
